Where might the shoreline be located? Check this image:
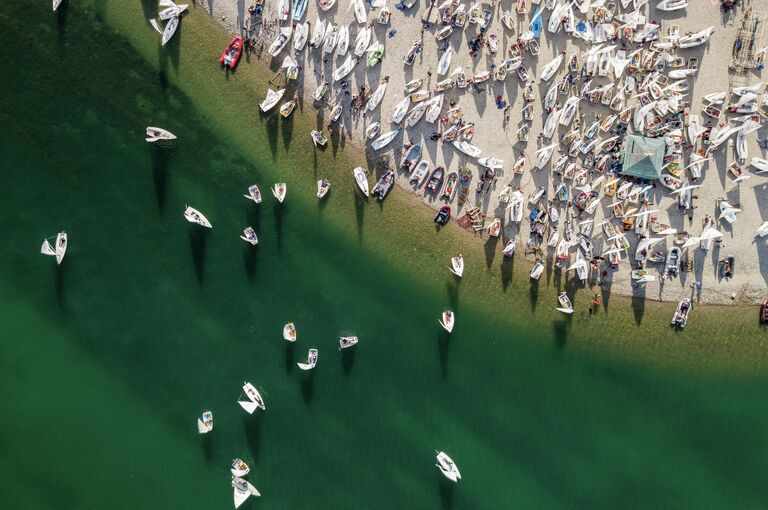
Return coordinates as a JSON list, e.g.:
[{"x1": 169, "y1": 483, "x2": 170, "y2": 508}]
[{"x1": 203, "y1": 0, "x2": 768, "y2": 306}]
